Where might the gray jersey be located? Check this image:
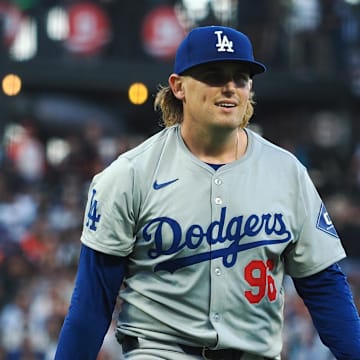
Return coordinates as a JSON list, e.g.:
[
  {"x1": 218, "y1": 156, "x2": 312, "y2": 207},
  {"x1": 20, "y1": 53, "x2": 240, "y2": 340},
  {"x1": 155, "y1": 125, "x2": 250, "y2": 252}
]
[{"x1": 81, "y1": 125, "x2": 346, "y2": 358}]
